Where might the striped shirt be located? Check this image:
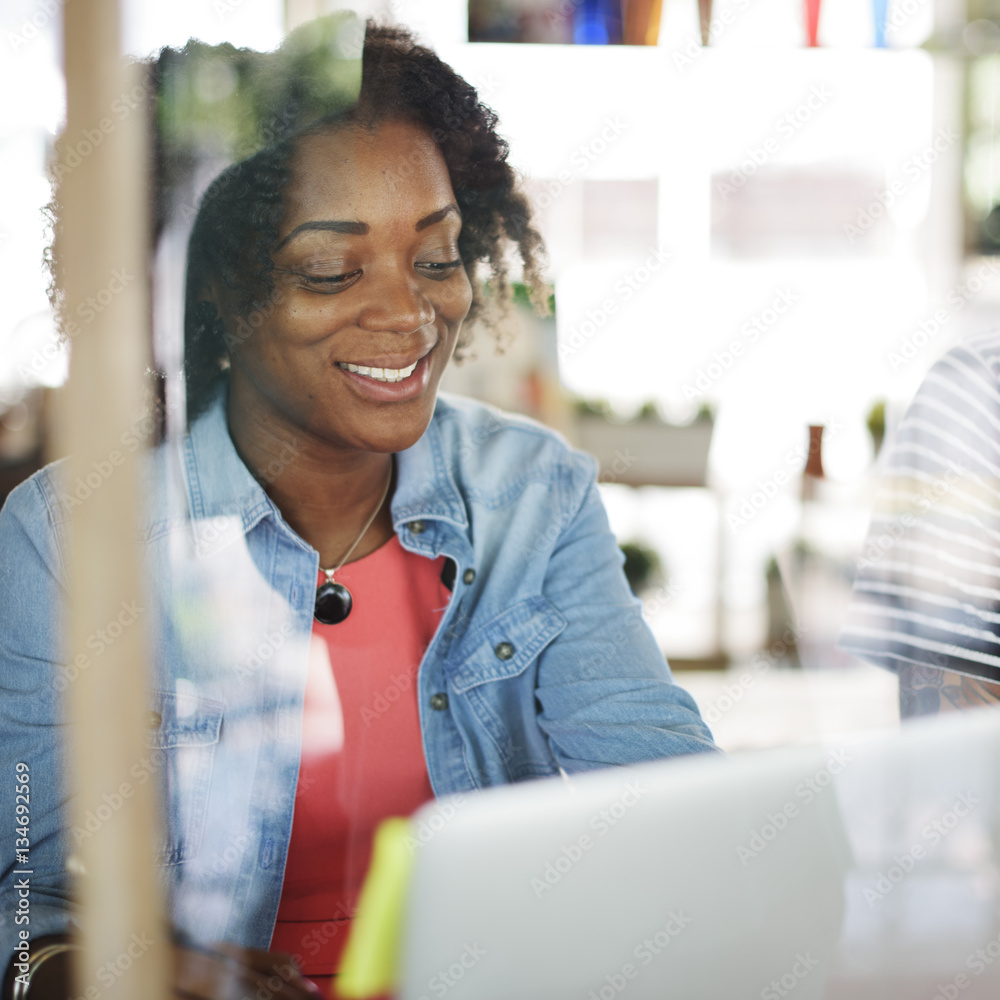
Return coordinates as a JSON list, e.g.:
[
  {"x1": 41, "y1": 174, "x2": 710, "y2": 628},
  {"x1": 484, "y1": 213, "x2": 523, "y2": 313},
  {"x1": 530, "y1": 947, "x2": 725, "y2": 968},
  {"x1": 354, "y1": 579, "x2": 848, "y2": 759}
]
[{"x1": 841, "y1": 331, "x2": 1000, "y2": 684}]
